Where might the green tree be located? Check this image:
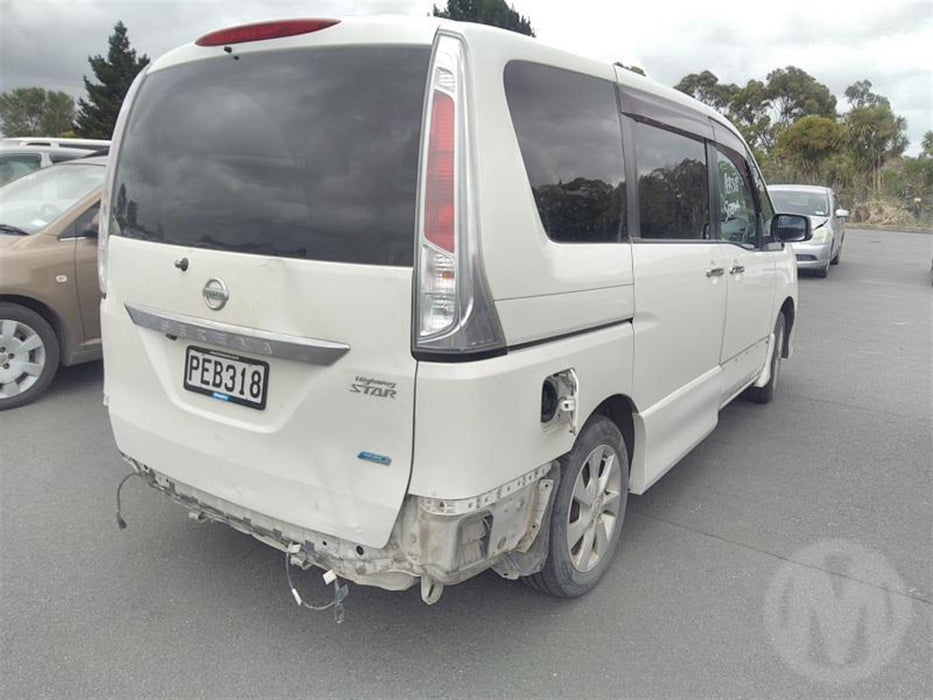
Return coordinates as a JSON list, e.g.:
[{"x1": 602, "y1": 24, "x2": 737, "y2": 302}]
[
  {"x1": 0, "y1": 87, "x2": 75, "y2": 136},
  {"x1": 675, "y1": 73, "x2": 774, "y2": 153},
  {"x1": 844, "y1": 79, "x2": 890, "y2": 109},
  {"x1": 921, "y1": 131, "x2": 933, "y2": 159},
  {"x1": 615, "y1": 63, "x2": 646, "y2": 77},
  {"x1": 728, "y1": 79, "x2": 773, "y2": 152},
  {"x1": 432, "y1": 0, "x2": 534, "y2": 36},
  {"x1": 774, "y1": 115, "x2": 843, "y2": 183},
  {"x1": 75, "y1": 21, "x2": 149, "y2": 139},
  {"x1": 766, "y1": 66, "x2": 837, "y2": 126},
  {"x1": 674, "y1": 70, "x2": 737, "y2": 112},
  {"x1": 844, "y1": 104, "x2": 908, "y2": 194}
]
